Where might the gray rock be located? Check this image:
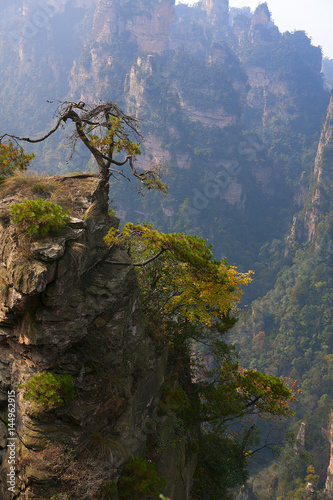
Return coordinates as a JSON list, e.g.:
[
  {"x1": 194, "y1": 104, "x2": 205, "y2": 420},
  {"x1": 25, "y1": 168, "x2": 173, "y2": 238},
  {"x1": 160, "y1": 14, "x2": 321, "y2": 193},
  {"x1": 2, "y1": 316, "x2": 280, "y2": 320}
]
[
  {"x1": 6, "y1": 288, "x2": 27, "y2": 314},
  {"x1": 0, "y1": 180, "x2": 196, "y2": 500},
  {"x1": 68, "y1": 217, "x2": 87, "y2": 229},
  {"x1": 7, "y1": 259, "x2": 54, "y2": 295},
  {"x1": 31, "y1": 238, "x2": 66, "y2": 262},
  {"x1": 59, "y1": 227, "x2": 85, "y2": 241}
]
